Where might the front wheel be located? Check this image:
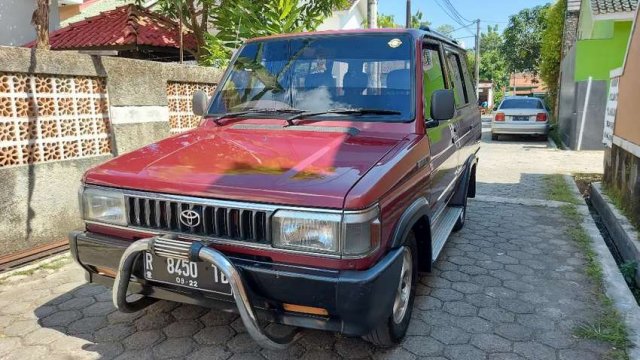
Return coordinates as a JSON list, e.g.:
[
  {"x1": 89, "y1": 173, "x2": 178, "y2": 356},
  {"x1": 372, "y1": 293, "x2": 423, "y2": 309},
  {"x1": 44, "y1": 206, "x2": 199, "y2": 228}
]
[{"x1": 363, "y1": 234, "x2": 417, "y2": 347}]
